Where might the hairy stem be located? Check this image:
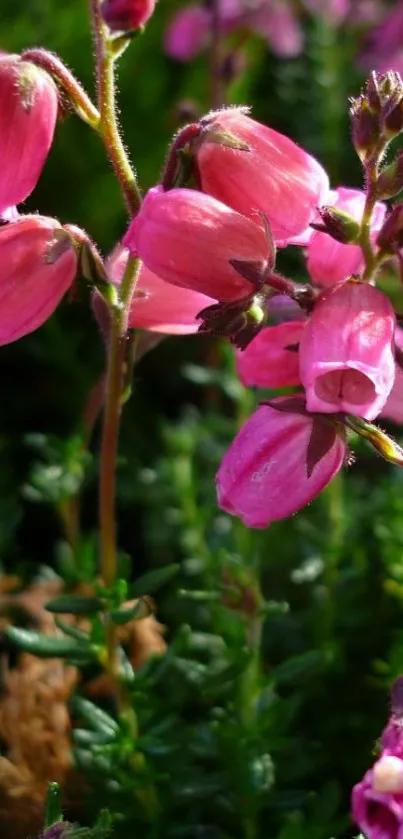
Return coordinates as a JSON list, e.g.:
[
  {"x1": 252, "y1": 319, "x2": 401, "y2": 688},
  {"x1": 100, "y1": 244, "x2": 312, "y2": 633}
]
[
  {"x1": 90, "y1": 0, "x2": 142, "y2": 216},
  {"x1": 21, "y1": 48, "x2": 100, "y2": 128}
]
